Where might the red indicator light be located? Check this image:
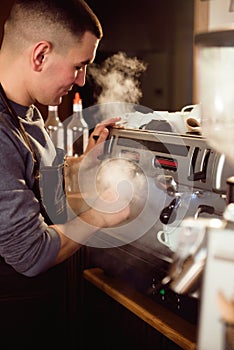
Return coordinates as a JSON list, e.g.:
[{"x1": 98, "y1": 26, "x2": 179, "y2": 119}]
[{"x1": 154, "y1": 157, "x2": 178, "y2": 170}]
